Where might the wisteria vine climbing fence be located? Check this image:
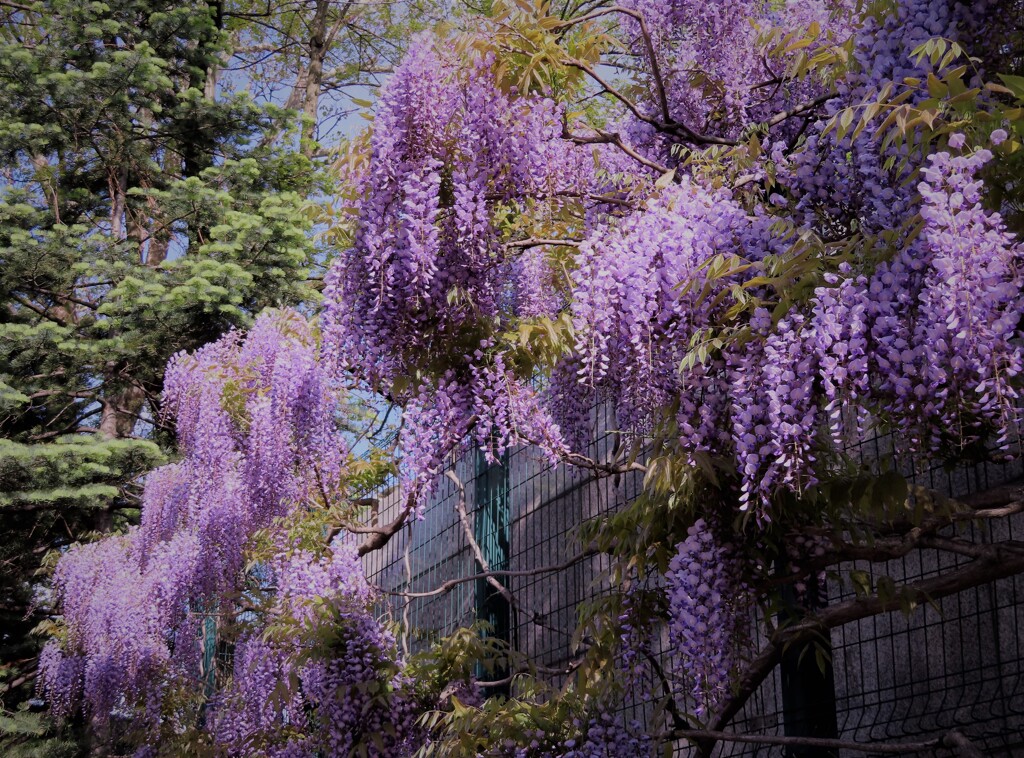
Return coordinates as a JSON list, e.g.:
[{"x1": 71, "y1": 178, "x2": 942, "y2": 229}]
[{"x1": 361, "y1": 402, "x2": 1024, "y2": 756}]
